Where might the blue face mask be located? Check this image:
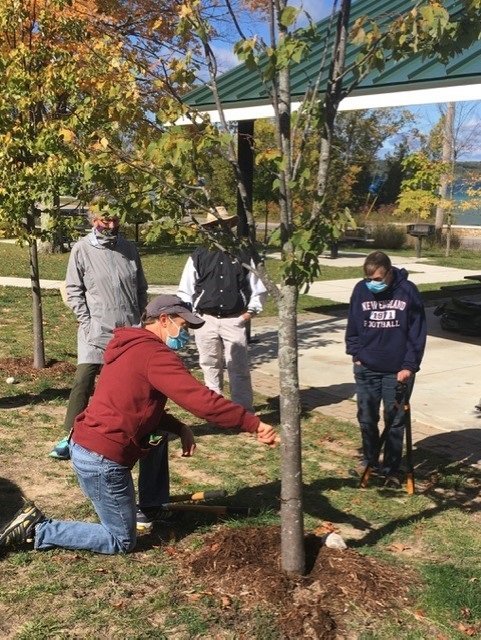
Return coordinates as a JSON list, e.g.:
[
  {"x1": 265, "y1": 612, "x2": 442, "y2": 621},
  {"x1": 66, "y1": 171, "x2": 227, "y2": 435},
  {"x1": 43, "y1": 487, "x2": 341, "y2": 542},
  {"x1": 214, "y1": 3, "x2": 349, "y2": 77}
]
[
  {"x1": 166, "y1": 319, "x2": 190, "y2": 350},
  {"x1": 365, "y1": 280, "x2": 389, "y2": 294}
]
